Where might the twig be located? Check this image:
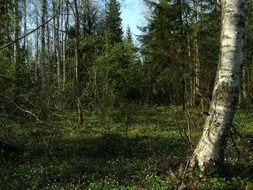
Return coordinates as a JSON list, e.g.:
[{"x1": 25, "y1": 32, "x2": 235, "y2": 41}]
[
  {"x1": 229, "y1": 126, "x2": 249, "y2": 162},
  {"x1": 185, "y1": 109, "x2": 194, "y2": 148}
]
